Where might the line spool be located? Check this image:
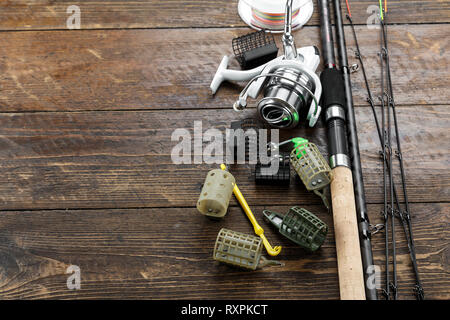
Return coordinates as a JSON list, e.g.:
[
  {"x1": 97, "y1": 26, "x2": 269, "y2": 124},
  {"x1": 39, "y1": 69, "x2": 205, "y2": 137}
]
[{"x1": 238, "y1": 0, "x2": 314, "y2": 32}]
